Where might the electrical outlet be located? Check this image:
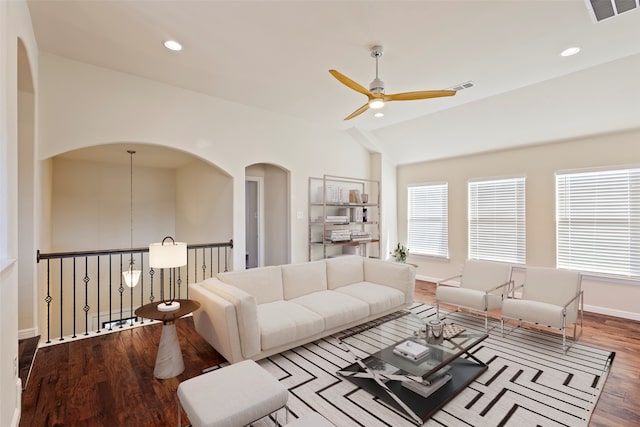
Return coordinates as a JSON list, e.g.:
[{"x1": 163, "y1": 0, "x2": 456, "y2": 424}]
[{"x1": 296, "y1": 211, "x2": 304, "y2": 220}]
